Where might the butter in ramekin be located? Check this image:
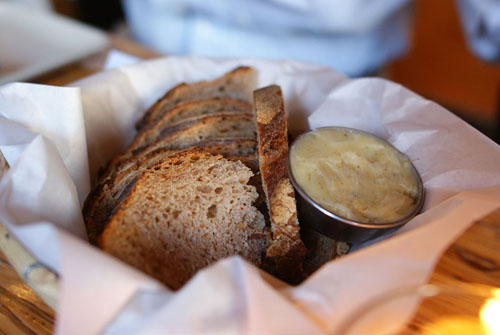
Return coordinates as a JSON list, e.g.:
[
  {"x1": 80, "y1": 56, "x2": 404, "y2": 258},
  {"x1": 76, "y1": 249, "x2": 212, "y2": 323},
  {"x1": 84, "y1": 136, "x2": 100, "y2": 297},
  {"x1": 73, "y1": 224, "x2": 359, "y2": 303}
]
[{"x1": 289, "y1": 127, "x2": 420, "y2": 224}]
